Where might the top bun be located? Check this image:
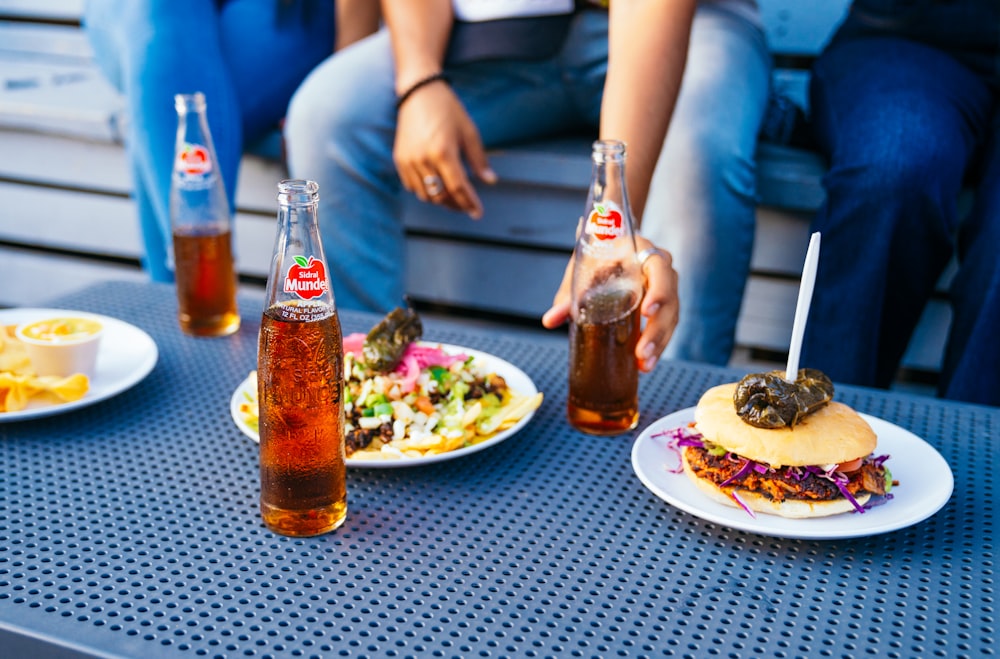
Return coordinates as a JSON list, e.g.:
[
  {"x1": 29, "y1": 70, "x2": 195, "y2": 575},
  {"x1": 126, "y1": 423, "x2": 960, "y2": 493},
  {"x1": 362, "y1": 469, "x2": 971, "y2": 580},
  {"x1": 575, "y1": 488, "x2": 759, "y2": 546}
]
[{"x1": 694, "y1": 383, "x2": 877, "y2": 467}]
